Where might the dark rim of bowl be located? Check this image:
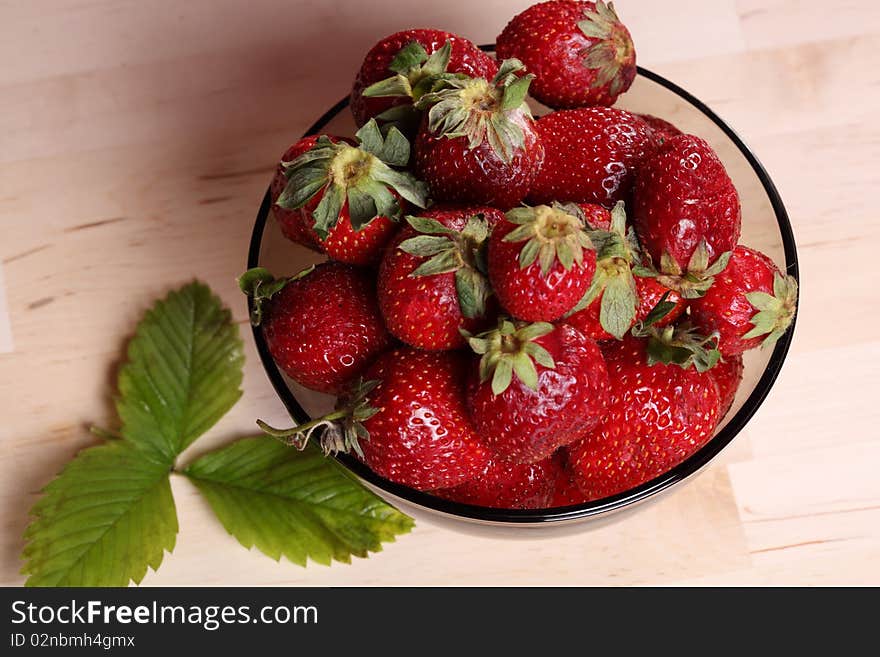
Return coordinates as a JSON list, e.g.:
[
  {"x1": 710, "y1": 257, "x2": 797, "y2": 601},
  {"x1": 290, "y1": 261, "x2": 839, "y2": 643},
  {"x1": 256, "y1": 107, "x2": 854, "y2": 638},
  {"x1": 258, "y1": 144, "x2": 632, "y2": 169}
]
[{"x1": 247, "y1": 52, "x2": 799, "y2": 525}]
